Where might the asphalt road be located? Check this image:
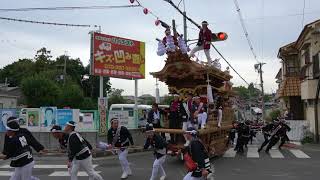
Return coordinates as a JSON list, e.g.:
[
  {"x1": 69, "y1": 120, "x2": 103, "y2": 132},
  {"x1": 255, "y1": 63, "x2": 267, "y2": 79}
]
[{"x1": 1, "y1": 139, "x2": 320, "y2": 180}]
